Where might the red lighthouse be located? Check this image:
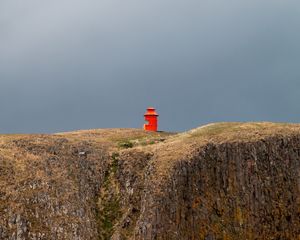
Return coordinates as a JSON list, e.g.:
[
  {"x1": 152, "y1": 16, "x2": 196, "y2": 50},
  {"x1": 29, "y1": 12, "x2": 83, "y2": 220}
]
[{"x1": 144, "y1": 107, "x2": 159, "y2": 132}]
